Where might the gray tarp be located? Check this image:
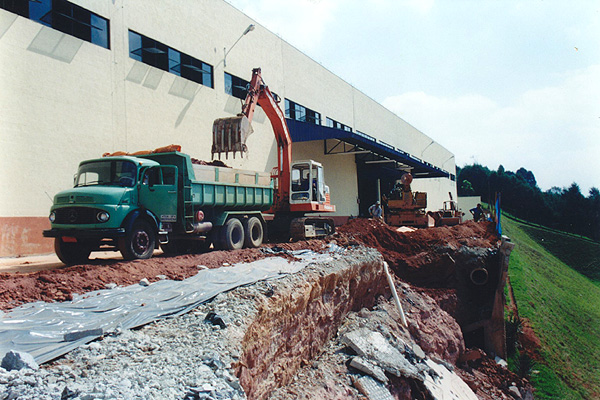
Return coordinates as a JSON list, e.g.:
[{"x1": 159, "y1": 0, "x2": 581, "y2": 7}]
[{"x1": 0, "y1": 250, "x2": 332, "y2": 364}]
